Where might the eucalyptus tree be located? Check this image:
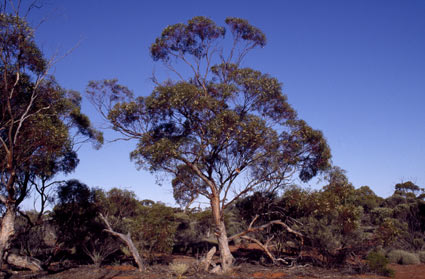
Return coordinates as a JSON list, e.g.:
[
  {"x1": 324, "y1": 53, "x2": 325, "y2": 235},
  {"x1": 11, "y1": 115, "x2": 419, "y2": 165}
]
[
  {"x1": 87, "y1": 16, "x2": 330, "y2": 272},
  {"x1": 0, "y1": 6, "x2": 102, "y2": 267}
]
